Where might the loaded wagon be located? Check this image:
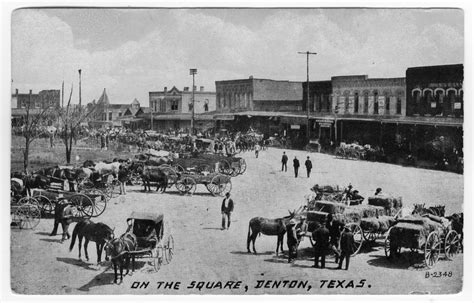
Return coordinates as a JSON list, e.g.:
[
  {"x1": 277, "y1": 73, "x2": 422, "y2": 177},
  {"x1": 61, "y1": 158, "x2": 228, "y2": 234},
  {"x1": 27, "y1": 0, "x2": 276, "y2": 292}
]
[
  {"x1": 126, "y1": 212, "x2": 174, "y2": 271},
  {"x1": 384, "y1": 214, "x2": 461, "y2": 268}
]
